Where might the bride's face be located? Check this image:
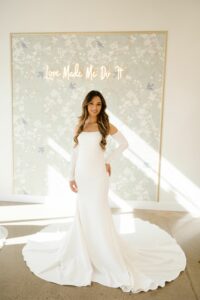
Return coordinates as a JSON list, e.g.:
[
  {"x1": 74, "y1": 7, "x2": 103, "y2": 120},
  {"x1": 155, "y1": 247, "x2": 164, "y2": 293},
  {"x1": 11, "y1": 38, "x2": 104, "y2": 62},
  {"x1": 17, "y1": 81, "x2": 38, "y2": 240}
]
[{"x1": 87, "y1": 96, "x2": 102, "y2": 117}]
